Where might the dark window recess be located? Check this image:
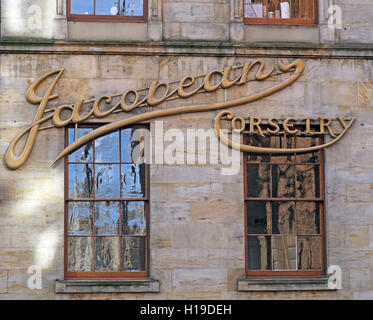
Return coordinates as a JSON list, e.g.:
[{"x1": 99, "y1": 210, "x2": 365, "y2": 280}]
[
  {"x1": 244, "y1": 125, "x2": 325, "y2": 276},
  {"x1": 65, "y1": 125, "x2": 149, "y2": 279}
]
